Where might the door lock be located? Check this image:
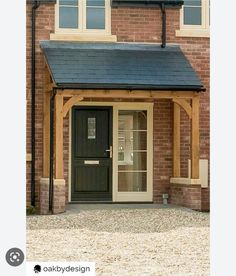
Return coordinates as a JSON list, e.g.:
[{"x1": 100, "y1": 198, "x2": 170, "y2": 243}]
[{"x1": 105, "y1": 146, "x2": 113, "y2": 158}]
